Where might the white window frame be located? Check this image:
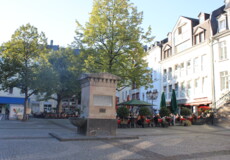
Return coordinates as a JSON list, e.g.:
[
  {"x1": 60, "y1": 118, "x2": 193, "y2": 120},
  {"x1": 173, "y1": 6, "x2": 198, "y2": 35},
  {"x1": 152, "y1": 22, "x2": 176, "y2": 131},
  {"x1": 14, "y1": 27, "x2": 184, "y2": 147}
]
[
  {"x1": 220, "y1": 71, "x2": 229, "y2": 91},
  {"x1": 218, "y1": 19, "x2": 226, "y2": 32},
  {"x1": 219, "y1": 41, "x2": 227, "y2": 61}
]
